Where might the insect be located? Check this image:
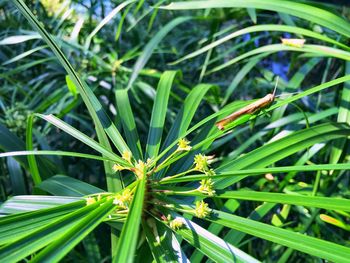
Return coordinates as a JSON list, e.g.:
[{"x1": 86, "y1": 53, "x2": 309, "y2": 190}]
[{"x1": 215, "y1": 78, "x2": 279, "y2": 130}]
